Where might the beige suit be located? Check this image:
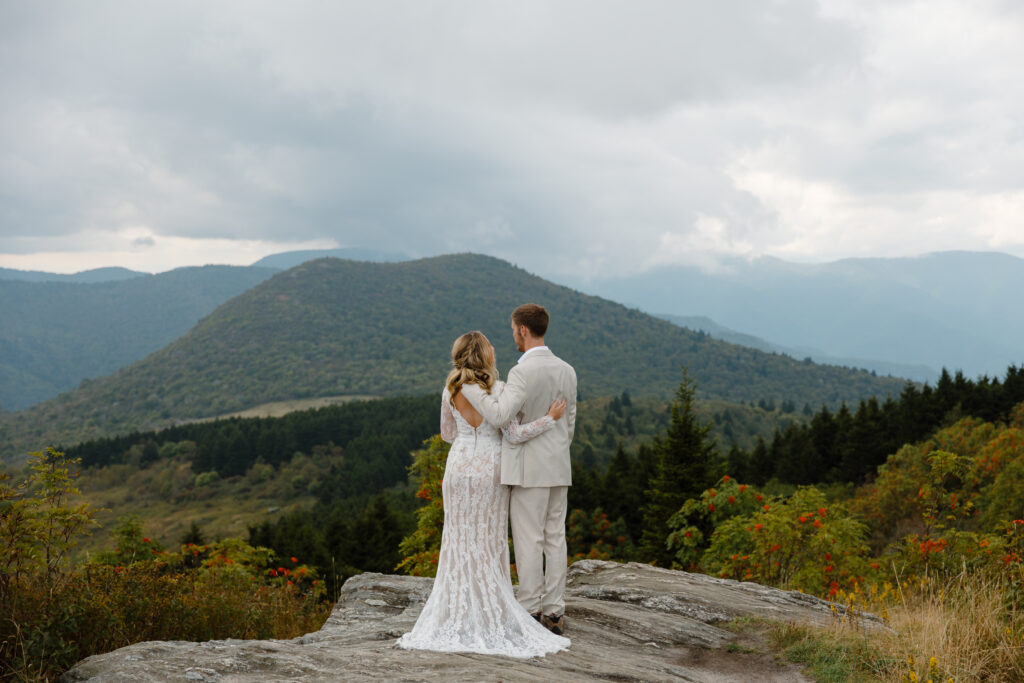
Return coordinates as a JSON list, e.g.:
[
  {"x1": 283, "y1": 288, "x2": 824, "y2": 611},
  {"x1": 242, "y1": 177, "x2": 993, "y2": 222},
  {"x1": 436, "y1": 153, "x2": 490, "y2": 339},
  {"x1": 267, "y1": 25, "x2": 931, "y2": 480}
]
[{"x1": 462, "y1": 347, "x2": 577, "y2": 616}]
